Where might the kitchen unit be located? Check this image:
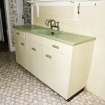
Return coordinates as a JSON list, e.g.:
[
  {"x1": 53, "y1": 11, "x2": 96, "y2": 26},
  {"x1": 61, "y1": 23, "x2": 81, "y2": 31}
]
[{"x1": 15, "y1": 25, "x2": 95, "y2": 100}]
